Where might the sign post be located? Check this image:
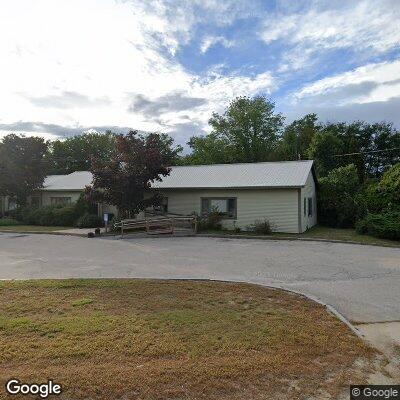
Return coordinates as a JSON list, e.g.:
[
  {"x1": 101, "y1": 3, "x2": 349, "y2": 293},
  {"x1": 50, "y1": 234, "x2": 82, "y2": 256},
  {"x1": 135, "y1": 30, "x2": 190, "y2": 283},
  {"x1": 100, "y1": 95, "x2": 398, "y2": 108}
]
[{"x1": 103, "y1": 213, "x2": 109, "y2": 233}]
